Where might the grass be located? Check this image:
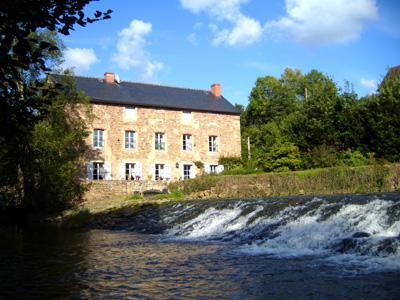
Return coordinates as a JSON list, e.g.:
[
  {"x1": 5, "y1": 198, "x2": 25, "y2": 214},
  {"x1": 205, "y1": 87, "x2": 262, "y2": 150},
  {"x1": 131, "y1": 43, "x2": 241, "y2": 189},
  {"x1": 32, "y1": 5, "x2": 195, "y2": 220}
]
[
  {"x1": 168, "y1": 163, "x2": 400, "y2": 199},
  {"x1": 63, "y1": 208, "x2": 93, "y2": 228},
  {"x1": 125, "y1": 192, "x2": 144, "y2": 201},
  {"x1": 148, "y1": 190, "x2": 185, "y2": 200}
]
